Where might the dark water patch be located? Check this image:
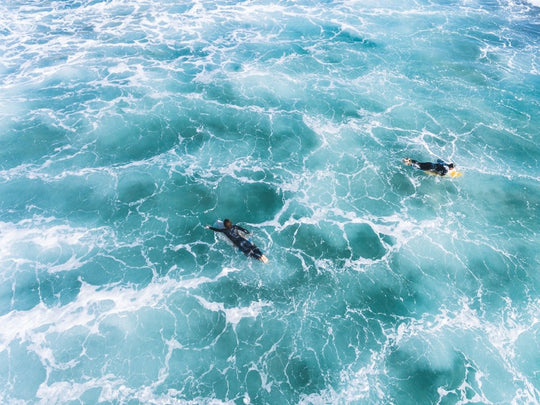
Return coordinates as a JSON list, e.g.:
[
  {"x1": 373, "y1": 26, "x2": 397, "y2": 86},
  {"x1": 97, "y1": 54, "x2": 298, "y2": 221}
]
[
  {"x1": 304, "y1": 89, "x2": 365, "y2": 122},
  {"x1": 212, "y1": 177, "x2": 284, "y2": 224},
  {"x1": 0, "y1": 175, "x2": 117, "y2": 224},
  {"x1": 176, "y1": 122, "x2": 213, "y2": 155},
  {"x1": 268, "y1": 114, "x2": 320, "y2": 164},
  {"x1": 163, "y1": 339, "x2": 251, "y2": 401},
  {"x1": 200, "y1": 81, "x2": 241, "y2": 110},
  {"x1": 348, "y1": 178, "x2": 406, "y2": 219},
  {"x1": 199, "y1": 367, "x2": 232, "y2": 401},
  {"x1": 386, "y1": 347, "x2": 469, "y2": 404},
  {"x1": 463, "y1": 241, "x2": 535, "y2": 310},
  {"x1": 345, "y1": 223, "x2": 387, "y2": 260},
  {"x1": 262, "y1": 252, "x2": 311, "y2": 297},
  {"x1": 211, "y1": 324, "x2": 238, "y2": 363},
  {"x1": 39, "y1": 229, "x2": 156, "y2": 288},
  {"x1": 87, "y1": 310, "x2": 172, "y2": 387},
  {"x1": 168, "y1": 248, "x2": 197, "y2": 276},
  {"x1": 246, "y1": 369, "x2": 264, "y2": 403},
  {"x1": 142, "y1": 235, "x2": 183, "y2": 278},
  {"x1": 164, "y1": 347, "x2": 225, "y2": 395},
  {"x1": 400, "y1": 190, "x2": 449, "y2": 221},
  {"x1": 325, "y1": 306, "x2": 370, "y2": 366},
  {"x1": 444, "y1": 35, "x2": 484, "y2": 62},
  {"x1": 470, "y1": 125, "x2": 539, "y2": 163},
  {"x1": 277, "y1": 199, "x2": 315, "y2": 224},
  {"x1": 187, "y1": 270, "x2": 375, "y2": 400},
  {"x1": 92, "y1": 113, "x2": 179, "y2": 166},
  {"x1": 197, "y1": 277, "x2": 257, "y2": 309},
  {"x1": 283, "y1": 222, "x2": 350, "y2": 261},
  {"x1": 168, "y1": 293, "x2": 227, "y2": 348},
  {"x1": 345, "y1": 255, "x2": 446, "y2": 321},
  {"x1": 390, "y1": 172, "x2": 416, "y2": 195},
  {"x1": 360, "y1": 284, "x2": 411, "y2": 320},
  {"x1": 285, "y1": 354, "x2": 325, "y2": 393},
  {"x1": 194, "y1": 254, "x2": 329, "y2": 310},
  {"x1": 37, "y1": 271, "x2": 82, "y2": 308},
  {"x1": 117, "y1": 171, "x2": 156, "y2": 204},
  {"x1": 223, "y1": 61, "x2": 243, "y2": 73},
  {"x1": 466, "y1": 175, "x2": 539, "y2": 235},
  {"x1": 169, "y1": 215, "x2": 210, "y2": 250},
  {"x1": 79, "y1": 255, "x2": 128, "y2": 286},
  {"x1": 123, "y1": 260, "x2": 155, "y2": 285},
  {"x1": 495, "y1": 87, "x2": 540, "y2": 130},
  {"x1": 0, "y1": 119, "x2": 70, "y2": 170},
  {"x1": 185, "y1": 241, "x2": 214, "y2": 272},
  {"x1": 174, "y1": 102, "x2": 273, "y2": 159},
  {"x1": 254, "y1": 343, "x2": 326, "y2": 402}
]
